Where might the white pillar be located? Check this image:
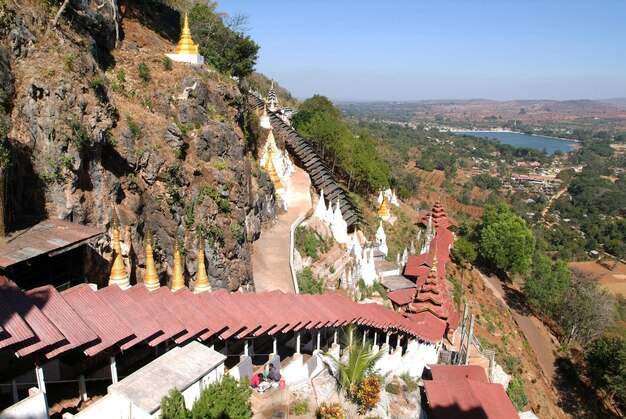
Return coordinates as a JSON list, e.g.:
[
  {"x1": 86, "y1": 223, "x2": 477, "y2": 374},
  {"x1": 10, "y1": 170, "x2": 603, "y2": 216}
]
[
  {"x1": 316, "y1": 329, "x2": 321, "y2": 351},
  {"x1": 244, "y1": 339, "x2": 249, "y2": 357},
  {"x1": 110, "y1": 356, "x2": 118, "y2": 384},
  {"x1": 333, "y1": 329, "x2": 338, "y2": 345},
  {"x1": 35, "y1": 365, "x2": 46, "y2": 394},
  {"x1": 385, "y1": 332, "x2": 390, "y2": 346},
  {"x1": 296, "y1": 332, "x2": 301, "y2": 354},
  {"x1": 373, "y1": 331, "x2": 378, "y2": 347},
  {"x1": 78, "y1": 374, "x2": 88, "y2": 402},
  {"x1": 397, "y1": 335, "x2": 402, "y2": 350},
  {"x1": 11, "y1": 380, "x2": 18, "y2": 403},
  {"x1": 349, "y1": 328, "x2": 354, "y2": 346},
  {"x1": 363, "y1": 329, "x2": 368, "y2": 347},
  {"x1": 273, "y1": 336, "x2": 278, "y2": 355}
]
